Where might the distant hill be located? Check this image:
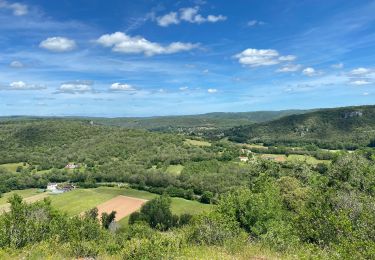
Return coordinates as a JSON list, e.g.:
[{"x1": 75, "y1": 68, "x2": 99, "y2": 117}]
[
  {"x1": 90, "y1": 109, "x2": 311, "y2": 132},
  {"x1": 0, "y1": 110, "x2": 311, "y2": 134},
  {"x1": 226, "y1": 105, "x2": 375, "y2": 149}
]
